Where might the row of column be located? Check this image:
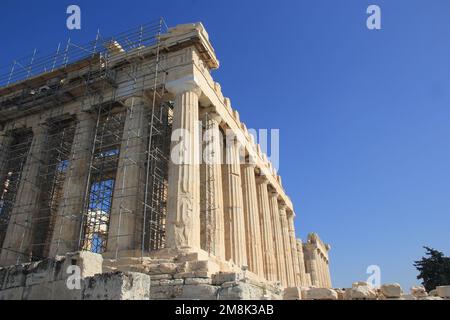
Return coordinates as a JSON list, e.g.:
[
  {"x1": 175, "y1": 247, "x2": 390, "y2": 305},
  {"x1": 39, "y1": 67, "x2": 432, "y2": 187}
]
[{"x1": 164, "y1": 81, "x2": 303, "y2": 287}]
